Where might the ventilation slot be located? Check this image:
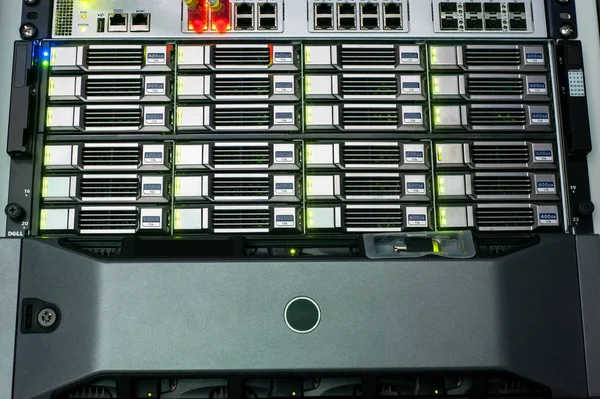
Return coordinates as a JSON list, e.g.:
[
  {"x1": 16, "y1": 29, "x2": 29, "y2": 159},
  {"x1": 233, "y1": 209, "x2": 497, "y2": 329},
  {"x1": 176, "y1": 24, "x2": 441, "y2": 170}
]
[
  {"x1": 212, "y1": 209, "x2": 270, "y2": 230},
  {"x1": 476, "y1": 207, "x2": 535, "y2": 228},
  {"x1": 471, "y1": 145, "x2": 530, "y2": 165},
  {"x1": 473, "y1": 175, "x2": 532, "y2": 196},
  {"x1": 84, "y1": 77, "x2": 143, "y2": 97},
  {"x1": 78, "y1": 209, "x2": 138, "y2": 231},
  {"x1": 213, "y1": 176, "x2": 270, "y2": 197},
  {"x1": 340, "y1": 47, "x2": 396, "y2": 66},
  {"x1": 83, "y1": 108, "x2": 142, "y2": 128},
  {"x1": 342, "y1": 145, "x2": 401, "y2": 165},
  {"x1": 82, "y1": 147, "x2": 141, "y2": 167},
  {"x1": 345, "y1": 207, "x2": 403, "y2": 229},
  {"x1": 213, "y1": 46, "x2": 271, "y2": 66},
  {"x1": 213, "y1": 107, "x2": 270, "y2": 127},
  {"x1": 341, "y1": 76, "x2": 398, "y2": 96},
  {"x1": 464, "y1": 48, "x2": 522, "y2": 67},
  {"x1": 67, "y1": 386, "x2": 113, "y2": 398},
  {"x1": 468, "y1": 107, "x2": 527, "y2": 126},
  {"x1": 466, "y1": 76, "x2": 524, "y2": 96},
  {"x1": 343, "y1": 175, "x2": 402, "y2": 197},
  {"x1": 212, "y1": 146, "x2": 271, "y2": 166},
  {"x1": 85, "y1": 47, "x2": 145, "y2": 67},
  {"x1": 80, "y1": 177, "x2": 140, "y2": 198},
  {"x1": 342, "y1": 107, "x2": 399, "y2": 126},
  {"x1": 54, "y1": 0, "x2": 74, "y2": 37},
  {"x1": 214, "y1": 76, "x2": 270, "y2": 96}
]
